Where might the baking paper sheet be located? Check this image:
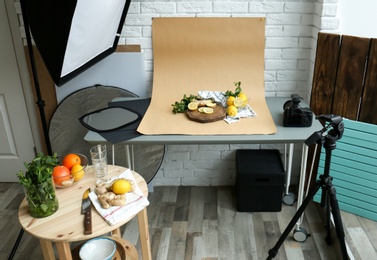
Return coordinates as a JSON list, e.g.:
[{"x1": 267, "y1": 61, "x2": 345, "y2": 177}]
[{"x1": 137, "y1": 17, "x2": 277, "y2": 135}]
